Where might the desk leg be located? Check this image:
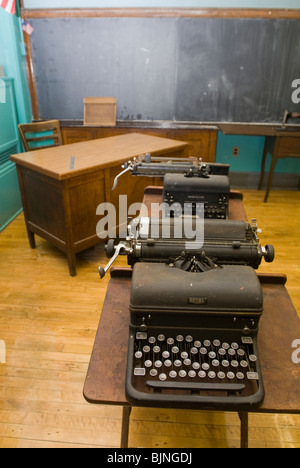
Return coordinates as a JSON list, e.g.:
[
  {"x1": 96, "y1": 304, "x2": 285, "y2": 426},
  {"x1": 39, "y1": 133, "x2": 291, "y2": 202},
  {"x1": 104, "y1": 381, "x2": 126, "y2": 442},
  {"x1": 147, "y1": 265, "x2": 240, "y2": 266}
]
[
  {"x1": 238, "y1": 412, "x2": 249, "y2": 448},
  {"x1": 121, "y1": 406, "x2": 132, "y2": 448}
]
